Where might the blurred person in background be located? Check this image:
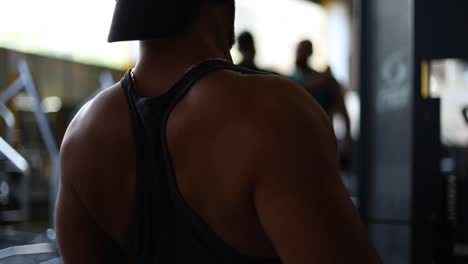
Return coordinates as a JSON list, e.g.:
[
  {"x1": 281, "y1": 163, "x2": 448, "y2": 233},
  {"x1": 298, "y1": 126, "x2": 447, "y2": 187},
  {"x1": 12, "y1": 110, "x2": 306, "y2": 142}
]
[
  {"x1": 237, "y1": 31, "x2": 278, "y2": 74},
  {"x1": 290, "y1": 40, "x2": 353, "y2": 170},
  {"x1": 56, "y1": 0, "x2": 381, "y2": 263},
  {"x1": 237, "y1": 31, "x2": 259, "y2": 71}
]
